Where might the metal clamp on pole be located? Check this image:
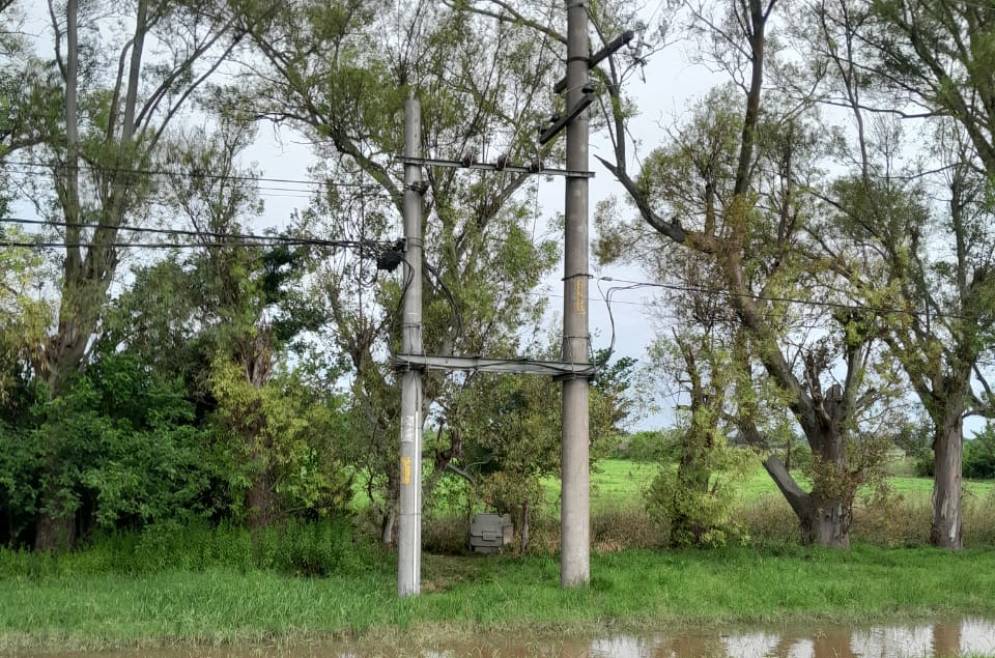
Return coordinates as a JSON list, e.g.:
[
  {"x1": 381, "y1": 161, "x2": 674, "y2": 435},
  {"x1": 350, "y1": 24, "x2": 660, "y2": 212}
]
[
  {"x1": 553, "y1": 30, "x2": 636, "y2": 94},
  {"x1": 539, "y1": 92, "x2": 596, "y2": 145}
]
